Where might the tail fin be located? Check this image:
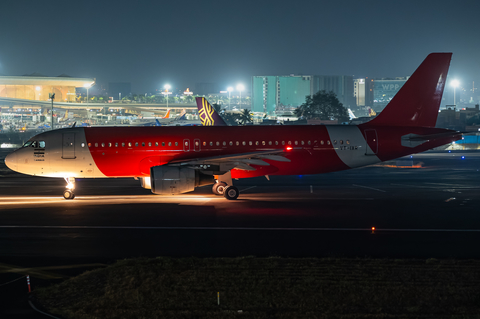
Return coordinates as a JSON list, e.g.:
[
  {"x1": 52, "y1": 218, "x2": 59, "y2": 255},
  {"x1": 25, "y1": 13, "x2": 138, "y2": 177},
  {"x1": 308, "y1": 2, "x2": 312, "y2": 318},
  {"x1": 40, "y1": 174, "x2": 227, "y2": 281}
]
[
  {"x1": 196, "y1": 97, "x2": 227, "y2": 126},
  {"x1": 366, "y1": 53, "x2": 452, "y2": 127},
  {"x1": 177, "y1": 109, "x2": 186, "y2": 120},
  {"x1": 162, "y1": 109, "x2": 171, "y2": 119}
]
